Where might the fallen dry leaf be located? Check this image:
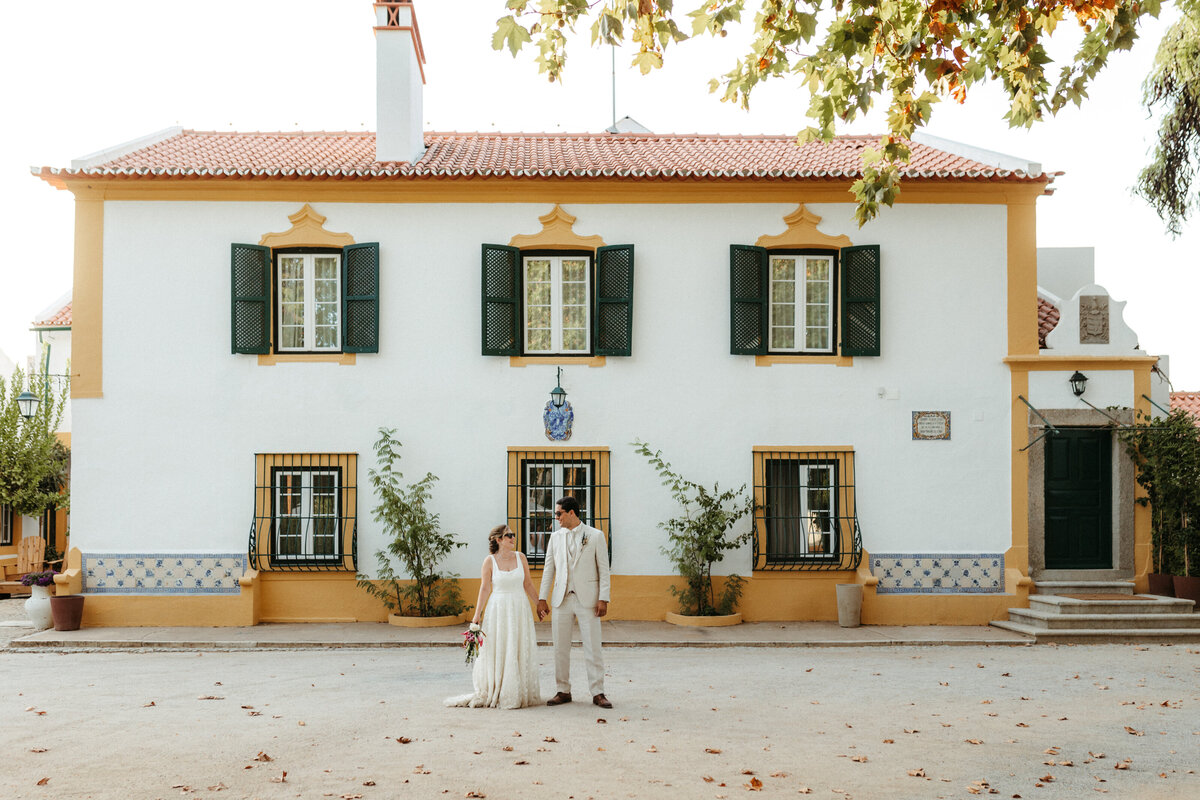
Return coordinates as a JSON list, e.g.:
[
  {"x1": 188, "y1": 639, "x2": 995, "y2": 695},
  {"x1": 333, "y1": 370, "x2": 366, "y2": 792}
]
[
  {"x1": 1090, "y1": 752, "x2": 1106, "y2": 759},
  {"x1": 396, "y1": 737, "x2": 412, "y2": 744},
  {"x1": 501, "y1": 746, "x2": 513, "y2": 752},
  {"x1": 705, "y1": 748, "x2": 722, "y2": 754},
  {"x1": 143, "y1": 701, "x2": 156, "y2": 707},
  {"x1": 542, "y1": 736, "x2": 557, "y2": 743},
  {"x1": 744, "y1": 777, "x2": 763, "y2": 791},
  {"x1": 769, "y1": 772, "x2": 788, "y2": 778},
  {"x1": 797, "y1": 788, "x2": 812, "y2": 795},
  {"x1": 363, "y1": 781, "x2": 376, "y2": 787},
  {"x1": 412, "y1": 765, "x2": 431, "y2": 775},
  {"x1": 29, "y1": 748, "x2": 47, "y2": 754},
  {"x1": 36, "y1": 778, "x2": 49, "y2": 786},
  {"x1": 207, "y1": 783, "x2": 228, "y2": 792},
  {"x1": 904, "y1": 729, "x2": 919, "y2": 734},
  {"x1": 703, "y1": 776, "x2": 715, "y2": 783},
  {"x1": 597, "y1": 718, "x2": 607, "y2": 724},
  {"x1": 965, "y1": 739, "x2": 984, "y2": 745},
  {"x1": 196, "y1": 695, "x2": 224, "y2": 701},
  {"x1": 253, "y1": 751, "x2": 273, "y2": 762},
  {"x1": 851, "y1": 755, "x2": 868, "y2": 763},
  {"x1": 269, "y1": 771, "x2": 288, "y2": 783},
  {"x1": 465, "y1": 793, "x2": 486, "y2": 799},
  {"x1": 513, "y1": 760, "x2": 529, "y2": 766},
  {"x1": 646, "y1": 745, "x2": 658, "y2": 753},
  {"x1": 1042, "y1": 775, "x2": 1055, "y2": 782},
  {"x1": 1125, "y1": 726, "x2": 1145, "y2": 736},
  {"x1": 907, "y1": 769, "x2": 926, "y2": 778}
]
